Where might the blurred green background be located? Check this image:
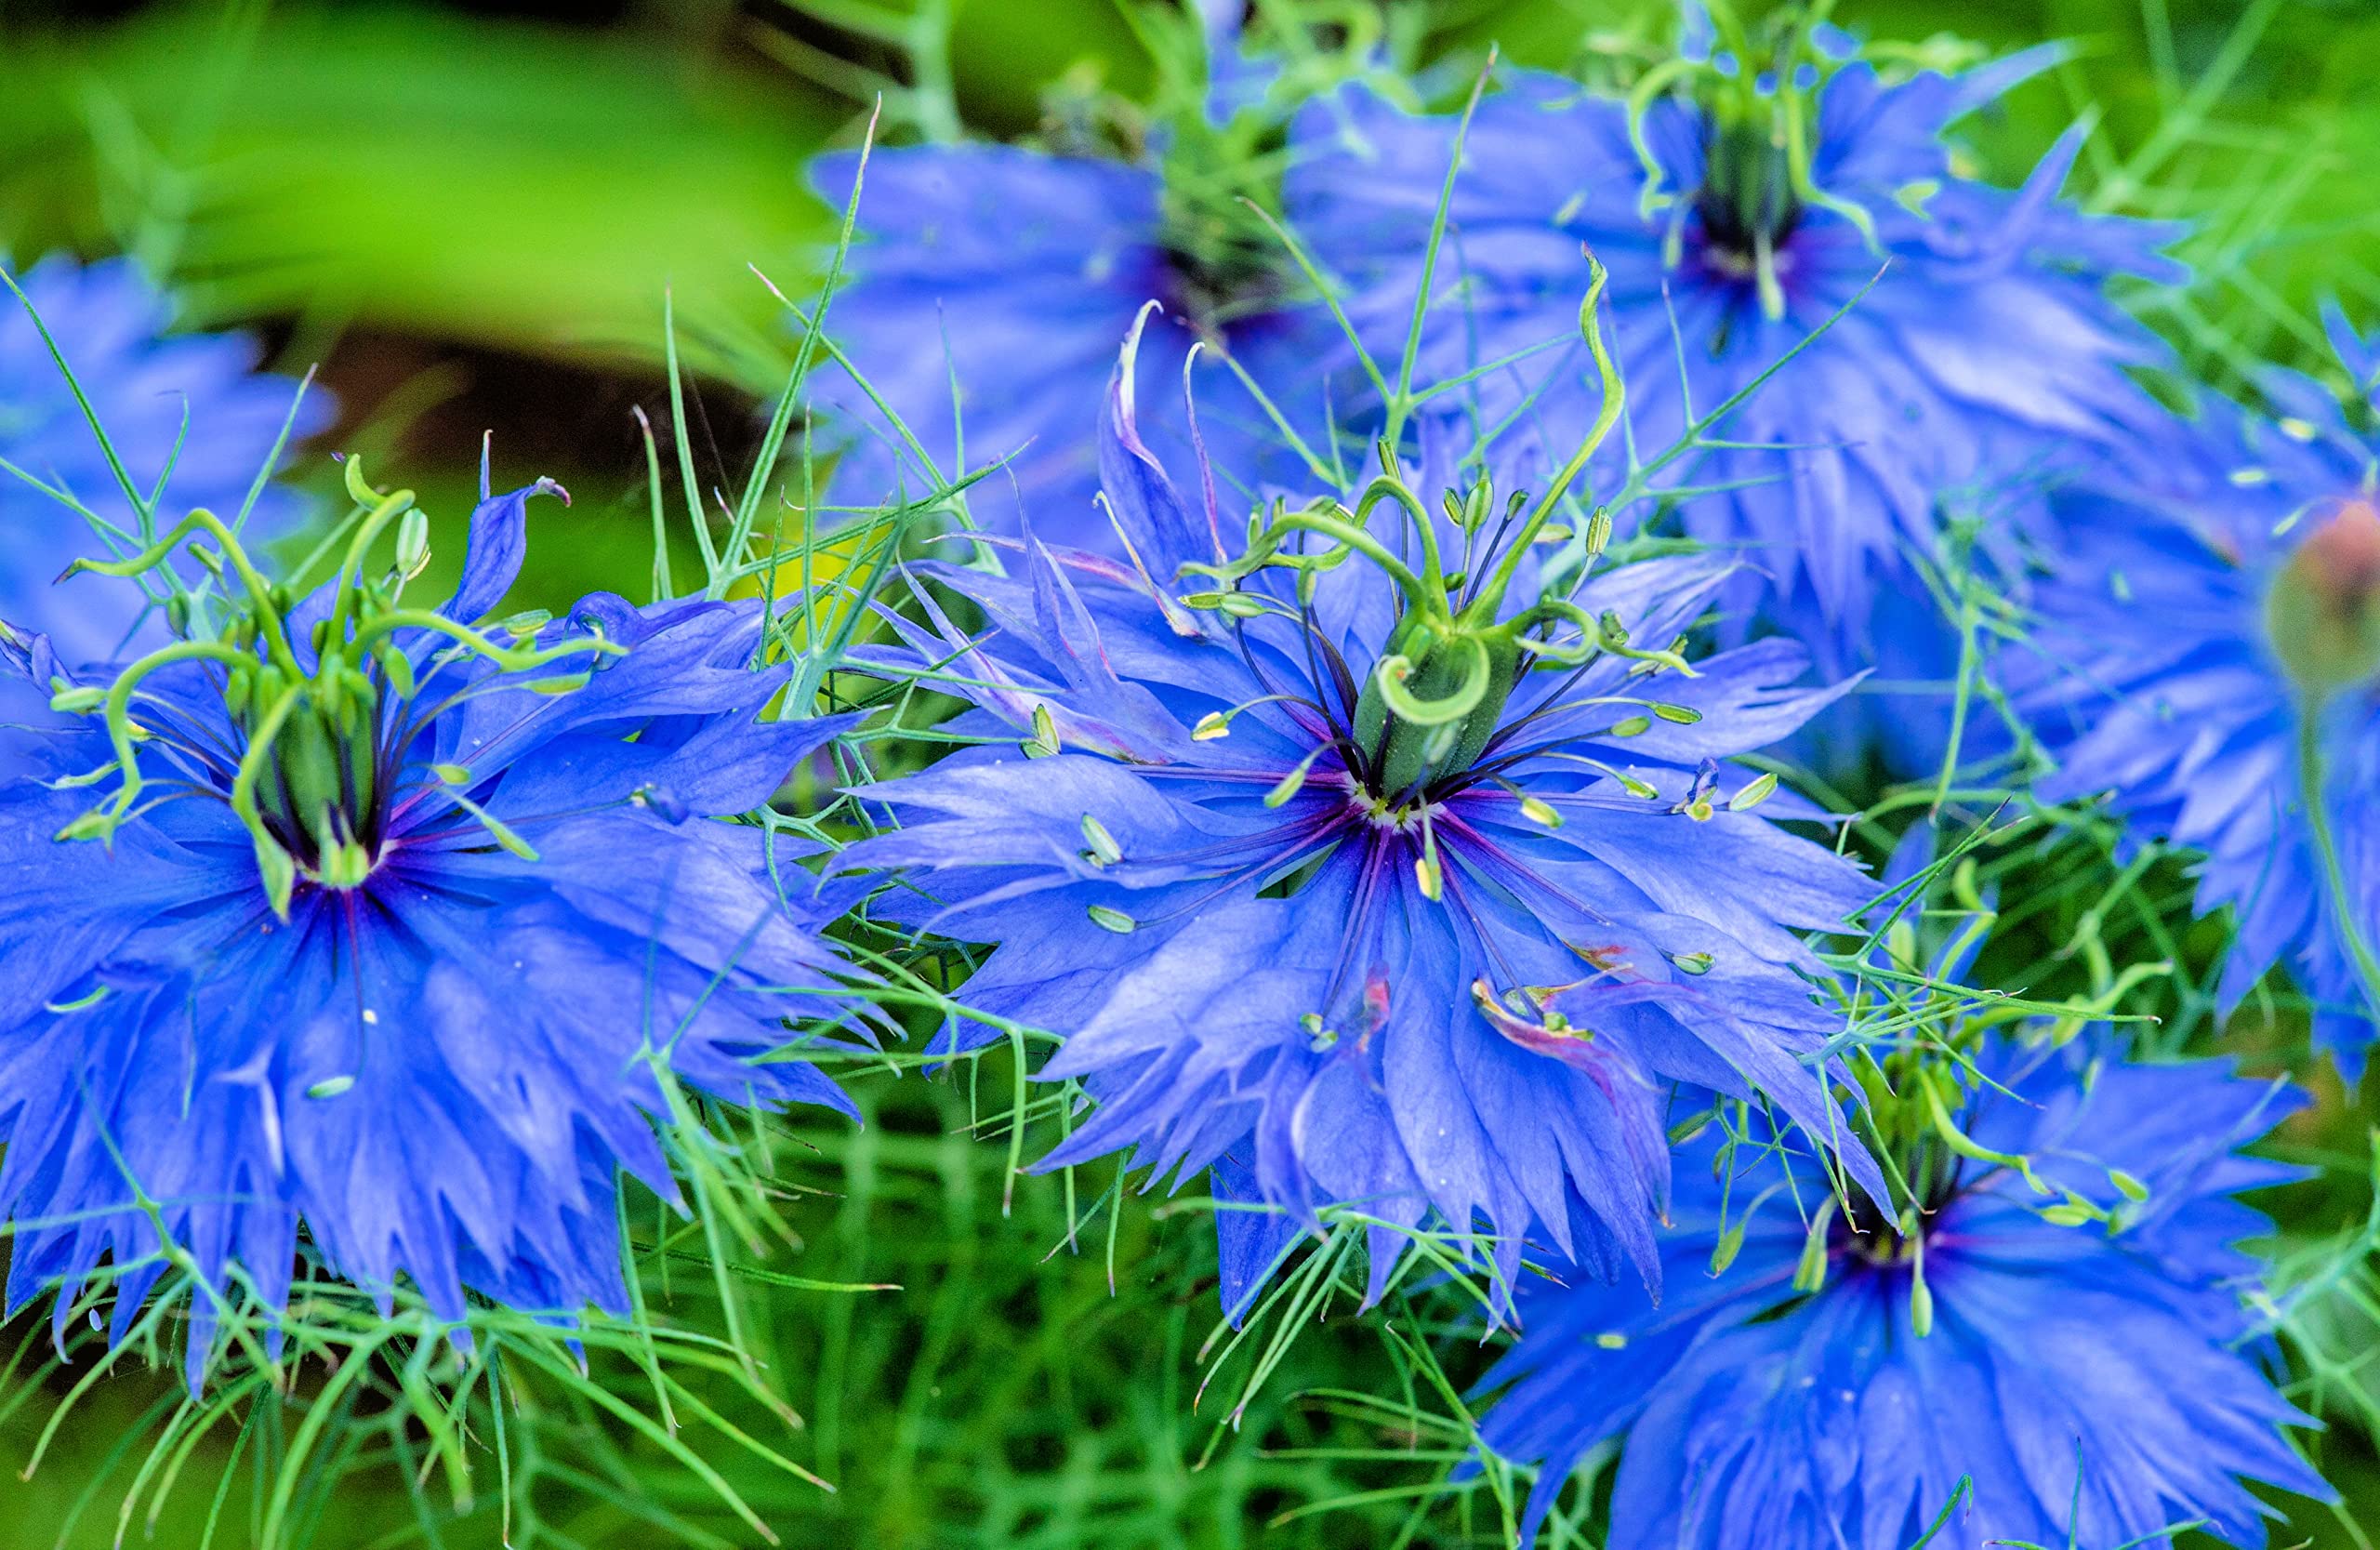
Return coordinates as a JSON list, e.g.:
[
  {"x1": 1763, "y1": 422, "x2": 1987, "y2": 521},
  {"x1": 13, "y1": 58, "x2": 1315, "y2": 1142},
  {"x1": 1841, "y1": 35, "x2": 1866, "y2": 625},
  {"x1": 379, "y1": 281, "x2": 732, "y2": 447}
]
[{"x1": 3, "y1": 1, "x2": 2378, "y2": 1545}]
